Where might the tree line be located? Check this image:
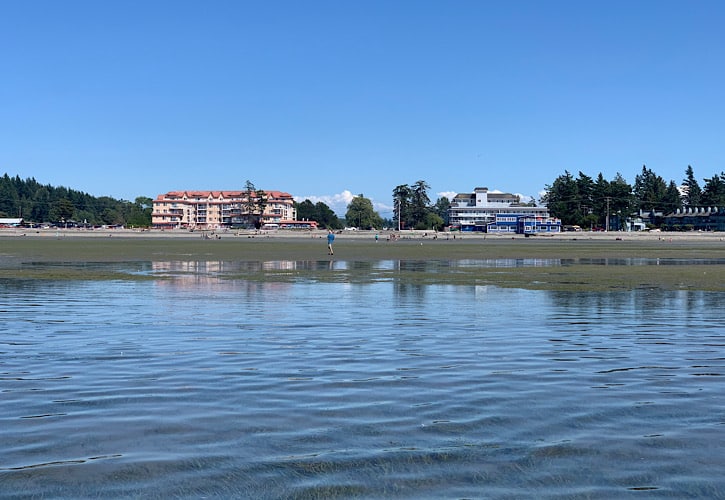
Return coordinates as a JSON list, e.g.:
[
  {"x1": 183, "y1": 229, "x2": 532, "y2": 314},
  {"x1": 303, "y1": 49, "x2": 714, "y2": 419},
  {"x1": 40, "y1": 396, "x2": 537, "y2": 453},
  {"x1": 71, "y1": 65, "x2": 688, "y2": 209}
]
[
  {"x1": 294, "y1": 194, "x2": 386, "y2": 230},
  {"x1": 0, "y1": 174, "x2": 152, "y2": 227},
  {"x1": 294, "y1": 180, "x2": 451, "y2": 230},
  {"x1": 543, "y1": 165, "x2": 725, "y2": 229},
  {"x1": 392, "y1": 181, "x2": 450, "y2": 230},
  {"x1": 10, "y1": 163, "x2": 722, "y2": 231}
]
